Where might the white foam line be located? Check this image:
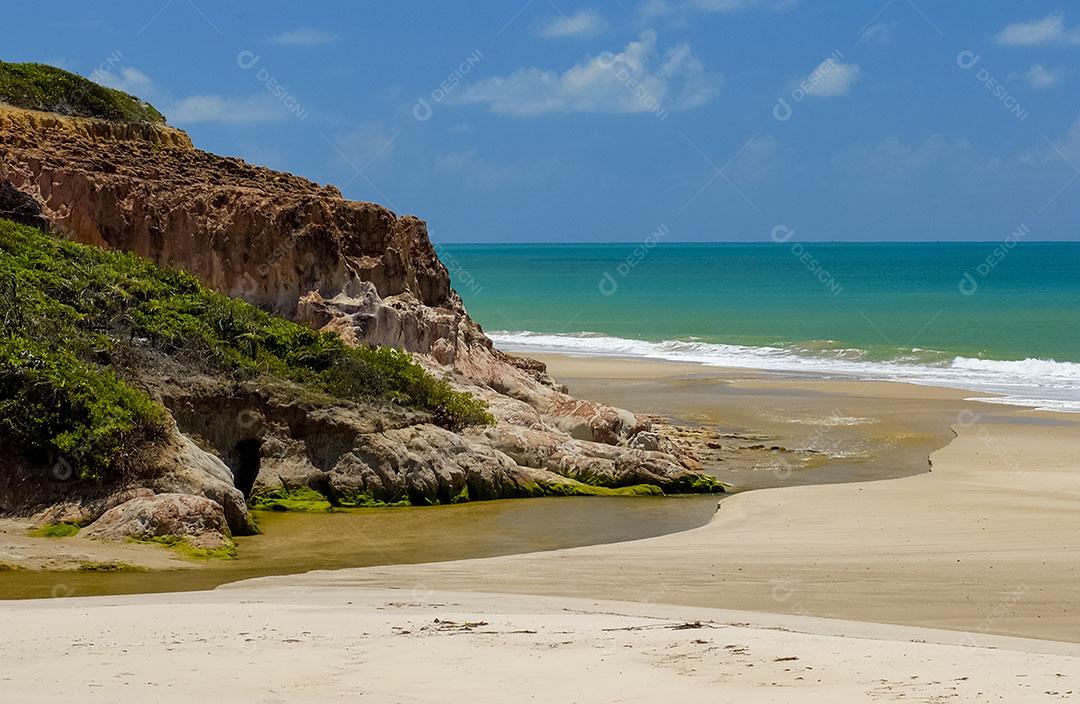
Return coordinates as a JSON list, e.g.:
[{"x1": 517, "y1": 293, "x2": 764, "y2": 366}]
[{"x1": 491, "y1": 331, "x2": 1080, "y2": 413}]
